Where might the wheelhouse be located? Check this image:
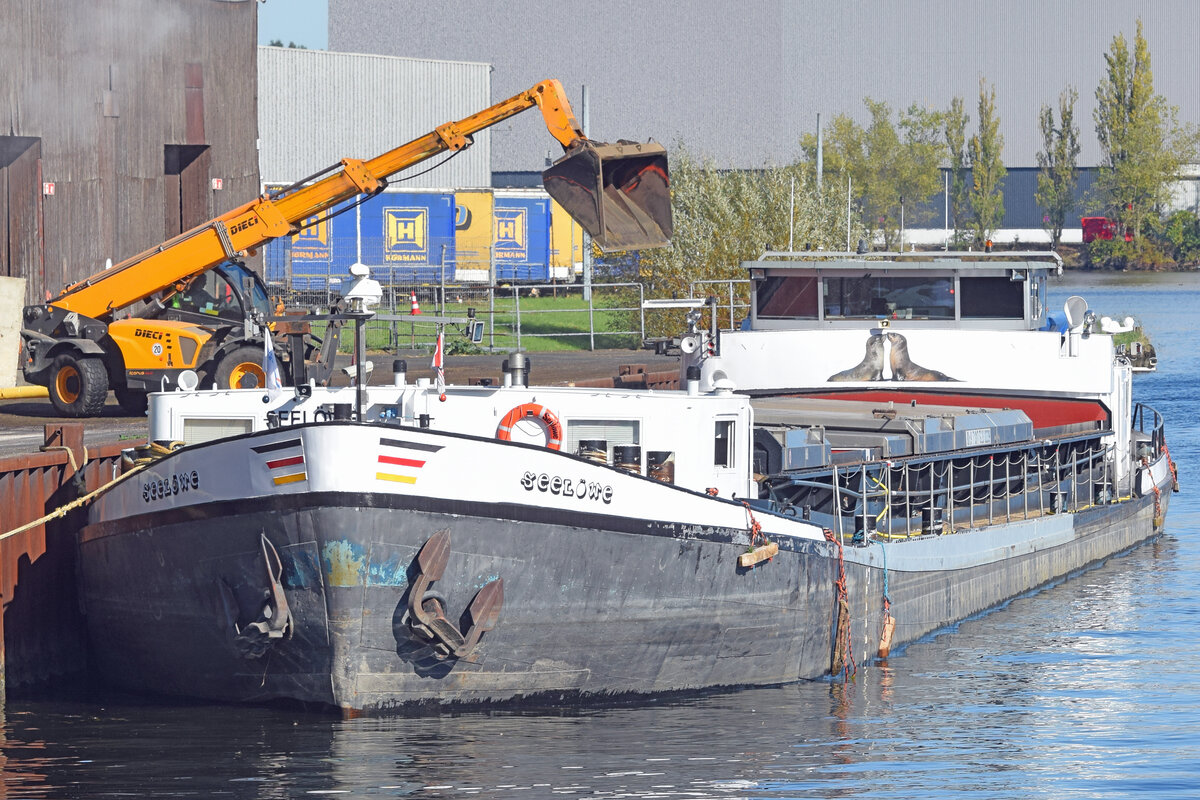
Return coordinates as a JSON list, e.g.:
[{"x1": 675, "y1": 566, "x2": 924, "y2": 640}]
[{"x1": 748, "y1": 251, "x2": 1061, "y2": 331}]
